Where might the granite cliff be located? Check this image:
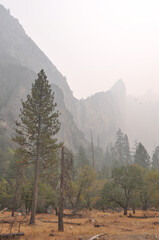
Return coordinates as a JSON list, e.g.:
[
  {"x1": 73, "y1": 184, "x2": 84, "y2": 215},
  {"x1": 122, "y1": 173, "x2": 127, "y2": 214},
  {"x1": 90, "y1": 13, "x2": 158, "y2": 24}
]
[{"x1": 0, "y1": 4, "x2": 126, "y2": 151}]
